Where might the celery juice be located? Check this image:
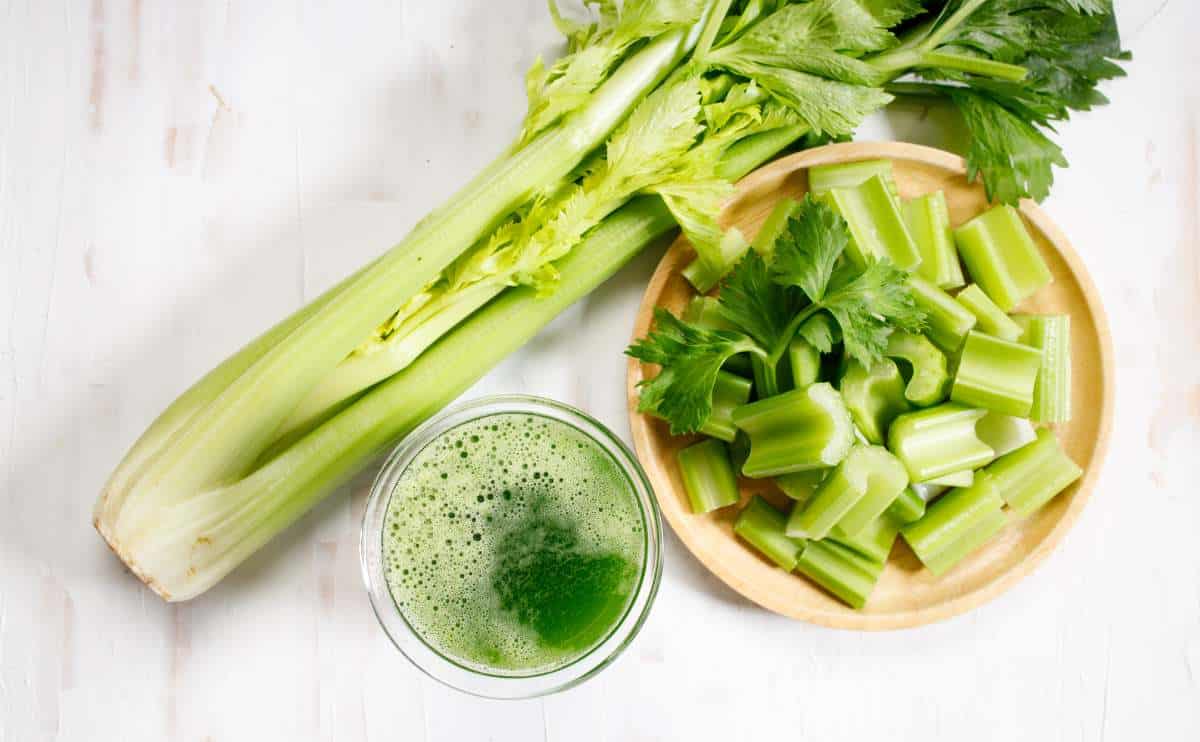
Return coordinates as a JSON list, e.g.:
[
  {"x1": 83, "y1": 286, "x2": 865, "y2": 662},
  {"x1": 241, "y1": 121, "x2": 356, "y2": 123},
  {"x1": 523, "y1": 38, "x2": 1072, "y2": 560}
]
[{"x1": 381, "y1": 413, "x2": 645, "y2": 675}]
